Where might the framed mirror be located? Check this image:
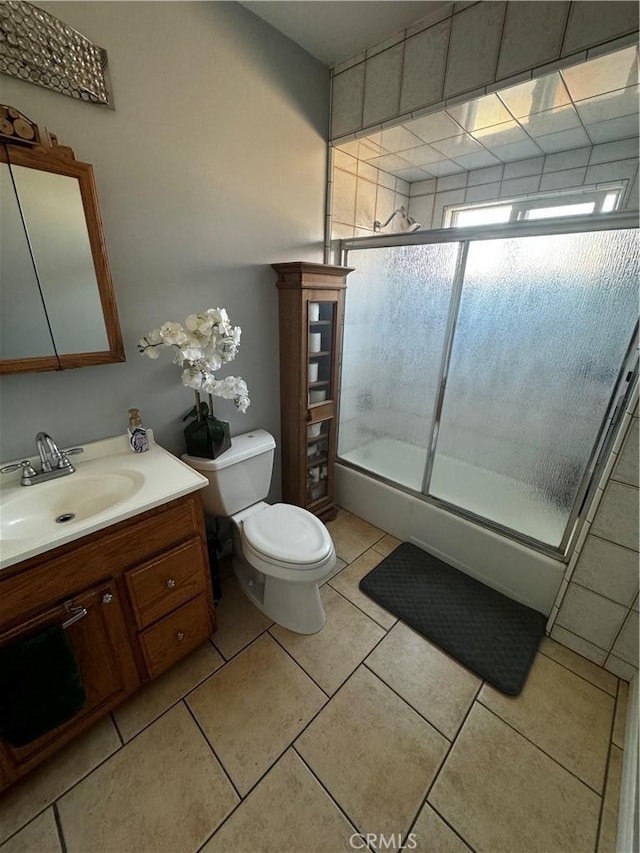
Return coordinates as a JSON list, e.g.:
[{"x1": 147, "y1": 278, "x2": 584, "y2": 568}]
[{"x1": 0, "y1": 107, "x2": 125, "y2": 374}]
